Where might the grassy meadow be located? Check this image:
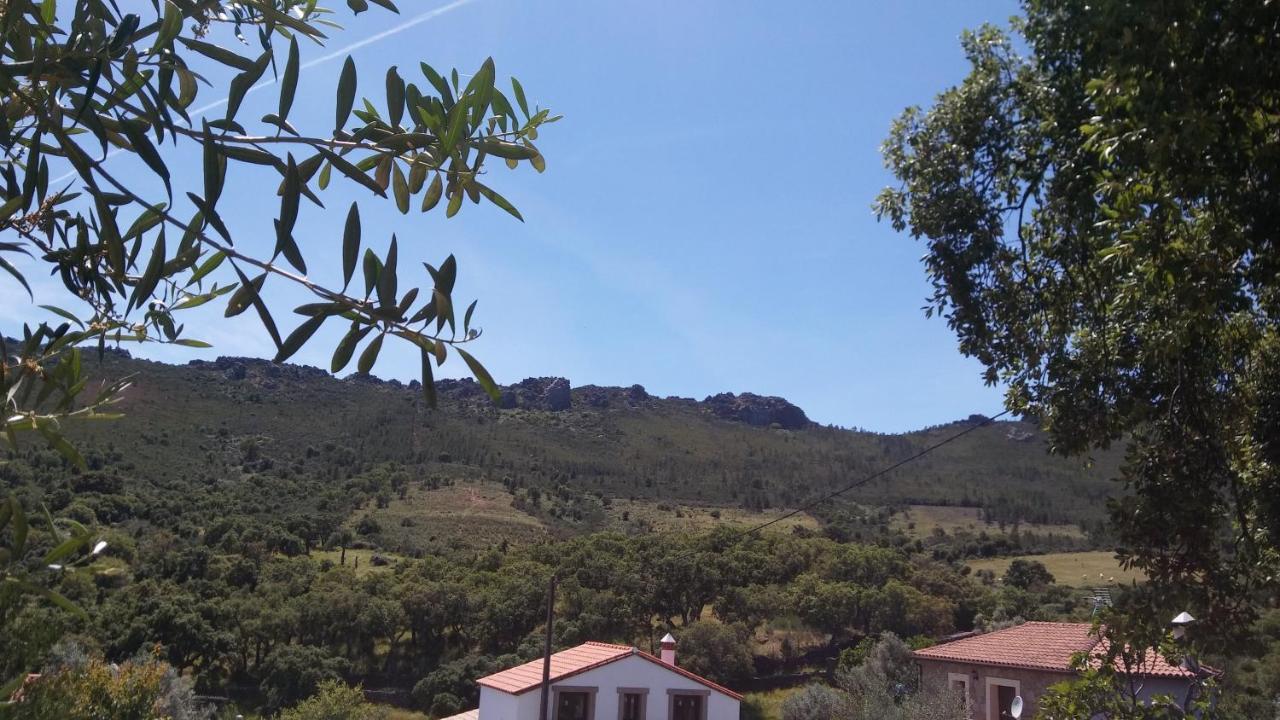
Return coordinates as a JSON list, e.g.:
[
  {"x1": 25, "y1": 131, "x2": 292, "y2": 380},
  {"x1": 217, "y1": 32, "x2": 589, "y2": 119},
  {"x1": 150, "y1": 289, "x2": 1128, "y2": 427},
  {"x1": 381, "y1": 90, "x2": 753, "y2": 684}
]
[
  {"x1": 891, "y1": 504, "x2": 1086, "y2": 540},
  {"x1": 965, "y1": 551, "x2": 1144, "y2": 586}
]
